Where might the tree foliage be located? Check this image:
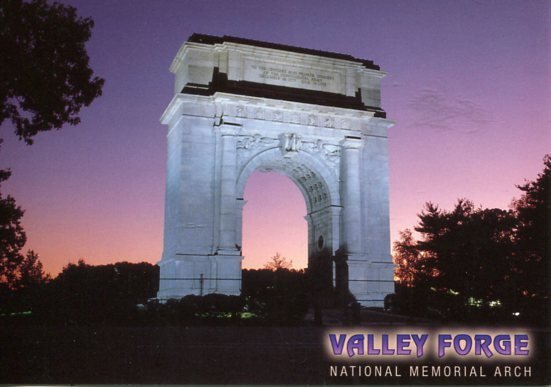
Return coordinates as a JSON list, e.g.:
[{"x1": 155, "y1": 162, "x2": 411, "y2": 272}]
[
  {"x1": 264, "y1": 252, "x2": 293, "y2": 271},
  {"x1": 0, "y1": 168, "x2": 26, "y2": 287},
  {"x1": 510, "y1": 154, "x2": 550, "y2": 315},
  {"x1": 39, "y1": 260, "x2": 159, "y2": 324},
  {"x1": 0, "y1": 0, "x2": 104, "y2": 144},
  {"x1": 0, "y1": 143, "x2": 48, "y2": 292},
  {"x1": 15, "y1": 250, "x2": 49, "y2": 289},
  {"x1": 416, "y1": 200, "x2": 515, "y2": 299},
  {"x1": 393, "y1": 155, "x2": 549, "y2": 324},
  {"x1": 394, "y1": 229, "x2": 431, "y2": 287}
]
